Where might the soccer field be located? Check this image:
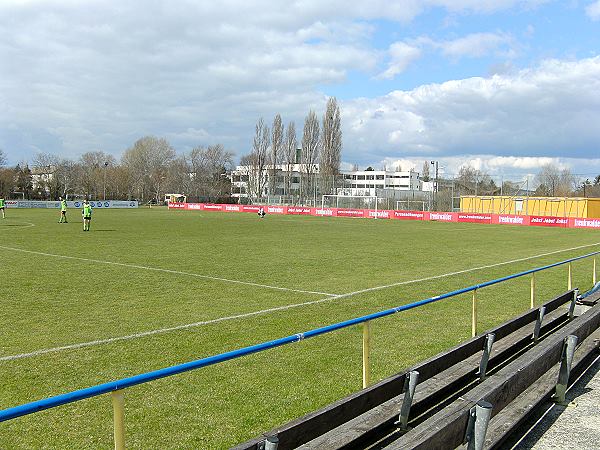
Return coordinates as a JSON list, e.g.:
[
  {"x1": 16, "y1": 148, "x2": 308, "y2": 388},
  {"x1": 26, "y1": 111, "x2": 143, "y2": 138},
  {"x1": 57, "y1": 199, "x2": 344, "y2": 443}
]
[{"x1": 1, "y1": 208, "x2": 599, "y2": 448}]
